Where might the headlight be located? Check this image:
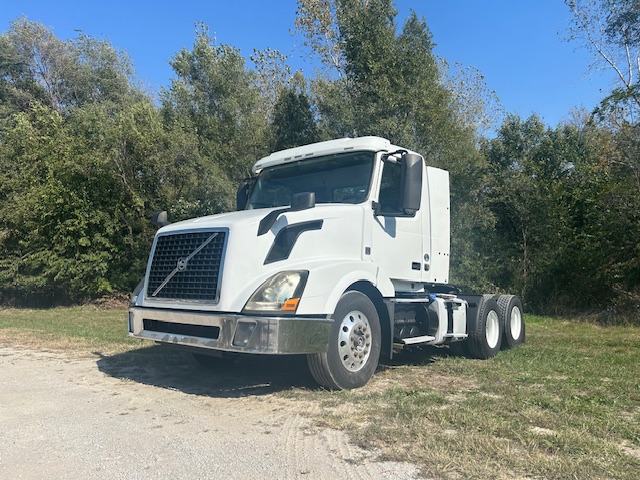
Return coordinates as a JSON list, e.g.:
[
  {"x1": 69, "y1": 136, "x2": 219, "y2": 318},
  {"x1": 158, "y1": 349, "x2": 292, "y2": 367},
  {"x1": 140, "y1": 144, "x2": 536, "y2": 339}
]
[
  {"x1": 130, "y1": 278, "x2": 145, "y2": 306},
  {"x1": 243, "y1": 271, "x2": 308, "y2": 314}
]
